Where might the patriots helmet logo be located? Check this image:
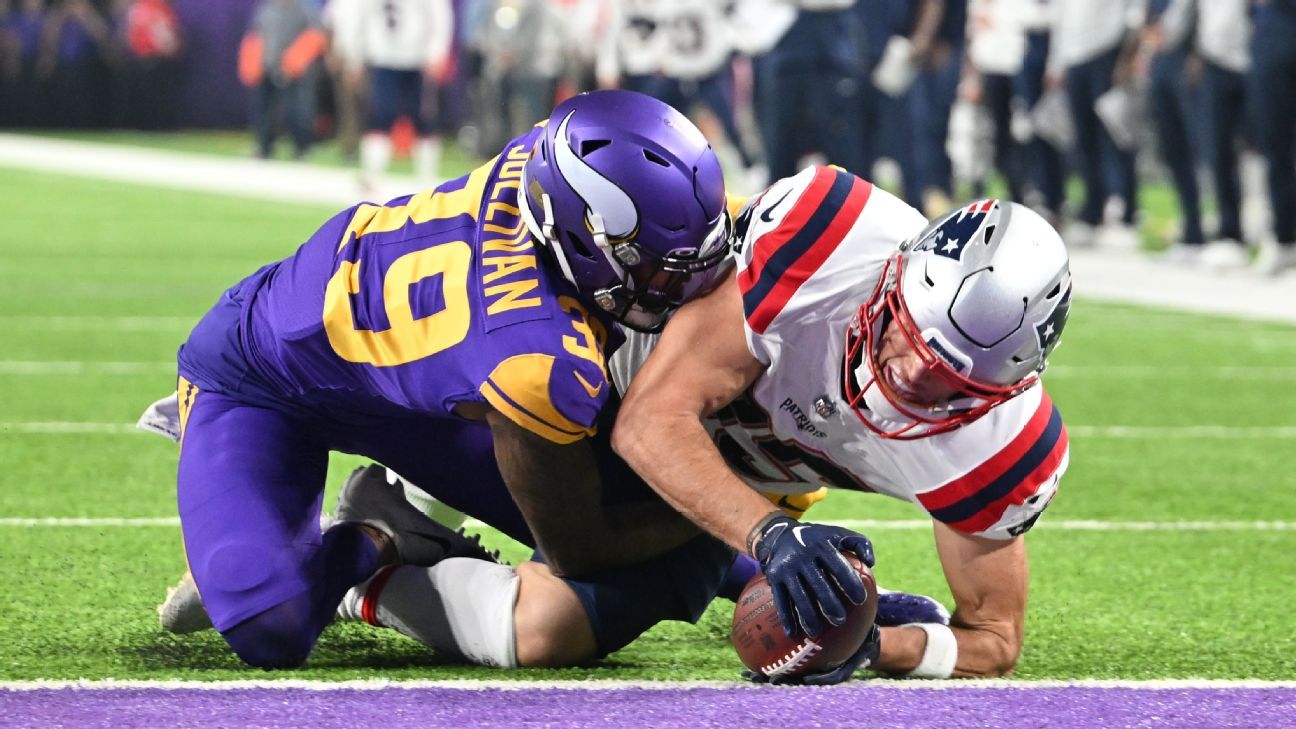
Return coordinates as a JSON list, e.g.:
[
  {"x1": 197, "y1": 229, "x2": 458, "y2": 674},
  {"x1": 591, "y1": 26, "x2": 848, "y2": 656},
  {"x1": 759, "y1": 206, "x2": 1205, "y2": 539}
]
[
  {"x1": 919, "y1": 200, "x2": 998, "y2": 262},
  {"x1": 1035, "y1": 283, "x2": 1072, "y2": 355}
]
